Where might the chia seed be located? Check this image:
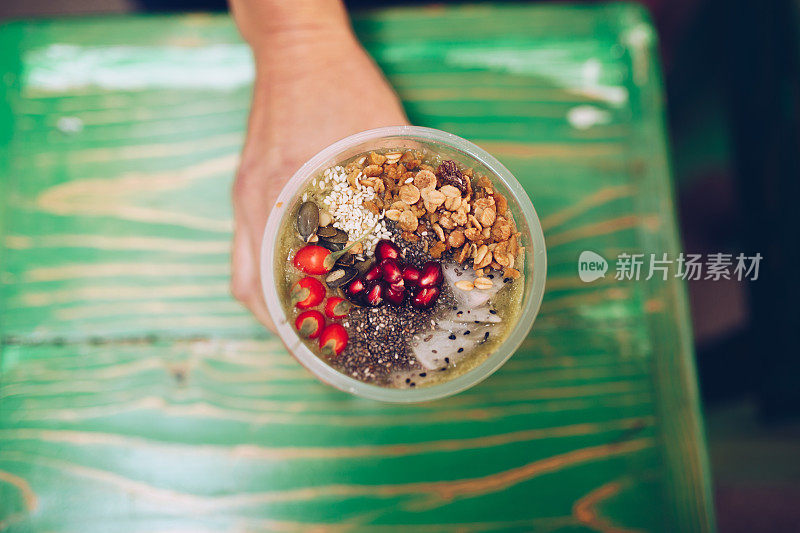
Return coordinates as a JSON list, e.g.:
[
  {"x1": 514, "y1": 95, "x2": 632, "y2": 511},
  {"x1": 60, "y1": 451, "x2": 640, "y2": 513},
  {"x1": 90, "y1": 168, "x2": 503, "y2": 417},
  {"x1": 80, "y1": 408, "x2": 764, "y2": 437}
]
[
  {"x1": 335, "y1": 304, "x2": 429, "y2": 383},
  {"x1": 329, "y1": 232, "x2": 458, "y2": 386},
  {"x1": 386, "y1": 221, "x2": 437, "y2": 267}
]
